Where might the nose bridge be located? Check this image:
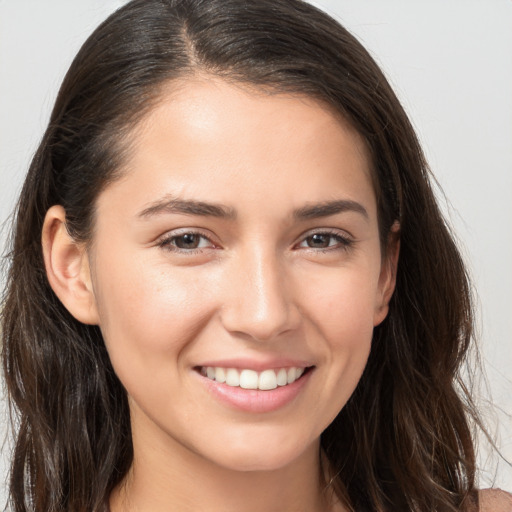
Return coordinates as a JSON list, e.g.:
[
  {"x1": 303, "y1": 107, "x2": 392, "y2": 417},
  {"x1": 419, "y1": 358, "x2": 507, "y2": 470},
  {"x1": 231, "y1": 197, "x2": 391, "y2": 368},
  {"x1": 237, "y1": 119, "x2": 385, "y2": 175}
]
[{"x1": 220, "y1": 243, "x2": 297, "y2": 341}]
